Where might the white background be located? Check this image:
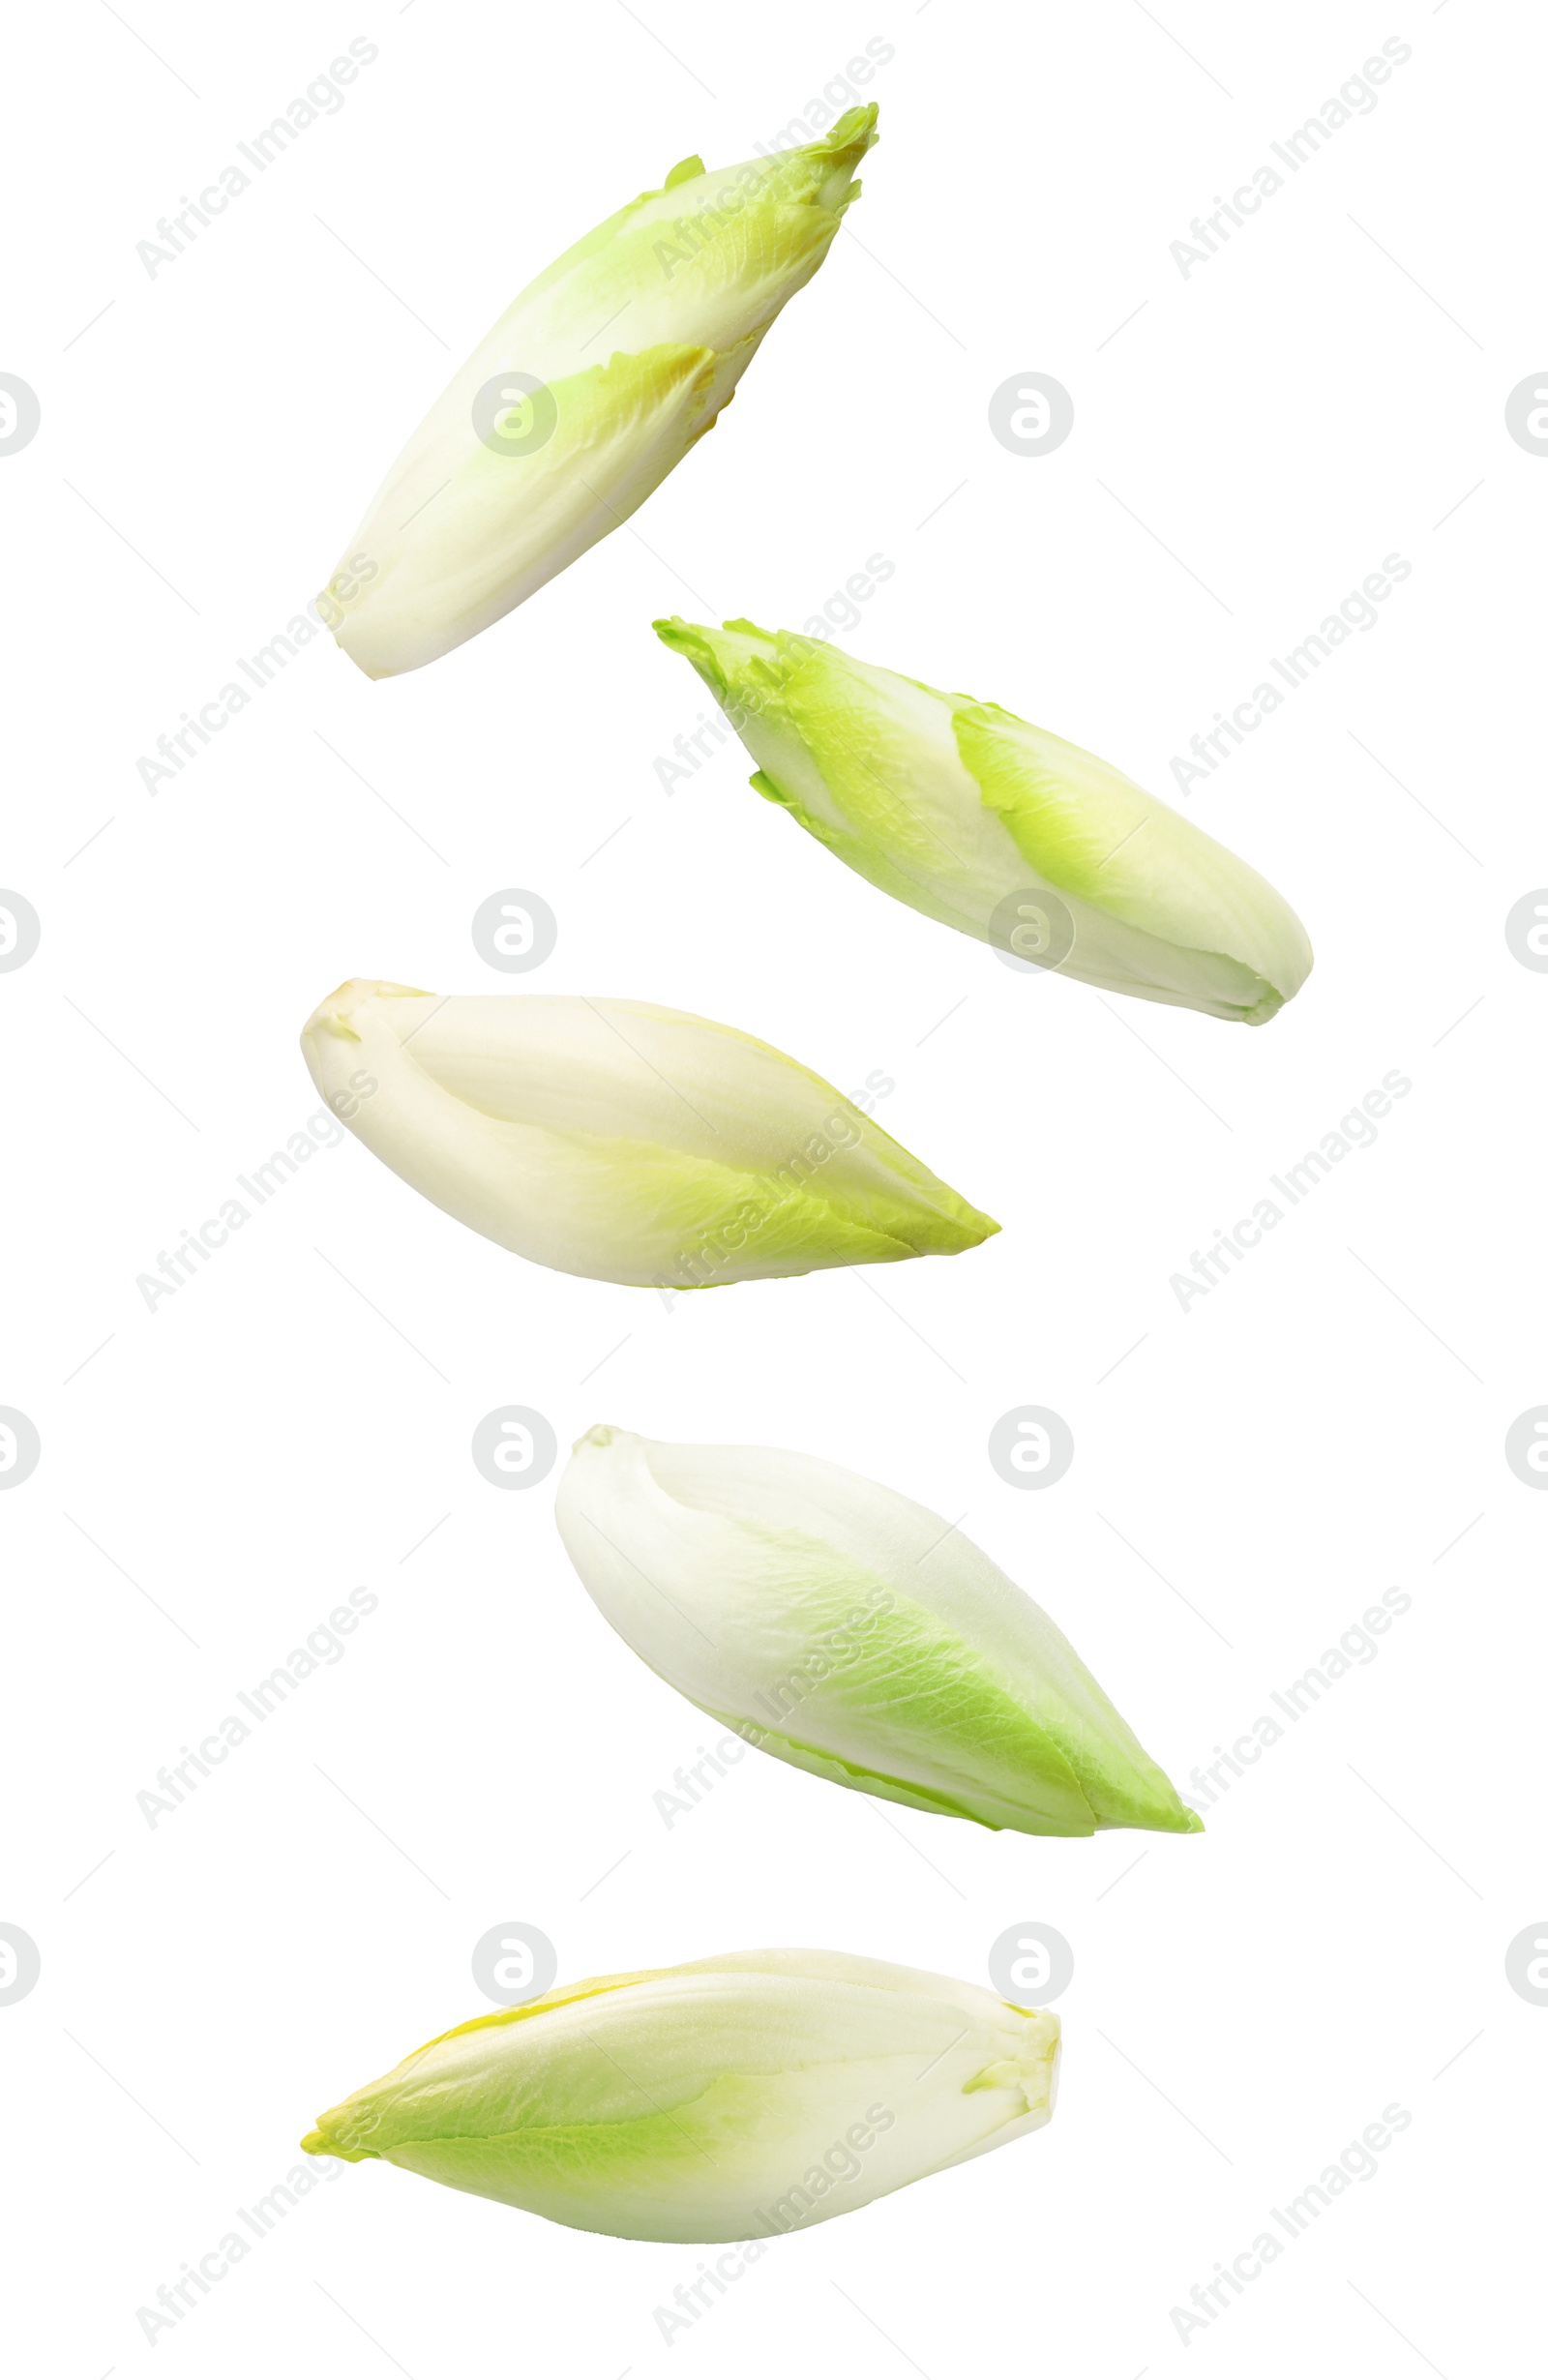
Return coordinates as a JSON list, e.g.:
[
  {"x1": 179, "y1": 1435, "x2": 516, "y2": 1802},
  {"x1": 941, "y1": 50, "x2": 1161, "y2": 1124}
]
[{"x1": 4, "y1": 1, "x2": 1543, "y2": 2372}]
